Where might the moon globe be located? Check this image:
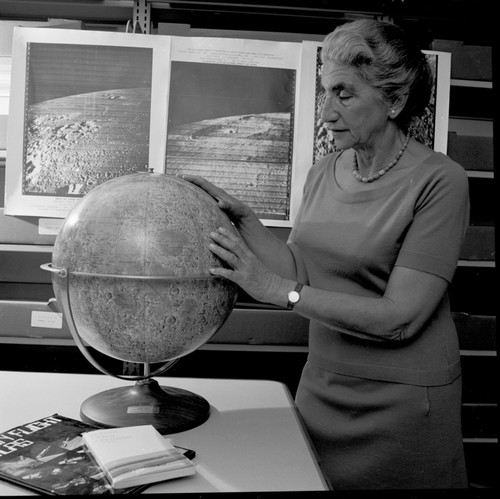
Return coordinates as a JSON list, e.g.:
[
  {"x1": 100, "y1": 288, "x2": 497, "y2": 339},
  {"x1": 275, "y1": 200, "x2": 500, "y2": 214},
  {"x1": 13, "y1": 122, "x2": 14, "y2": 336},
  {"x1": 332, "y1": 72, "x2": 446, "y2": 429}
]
[{"x1": 42, "y1": 172, "x2": 238, "y2": 434}]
